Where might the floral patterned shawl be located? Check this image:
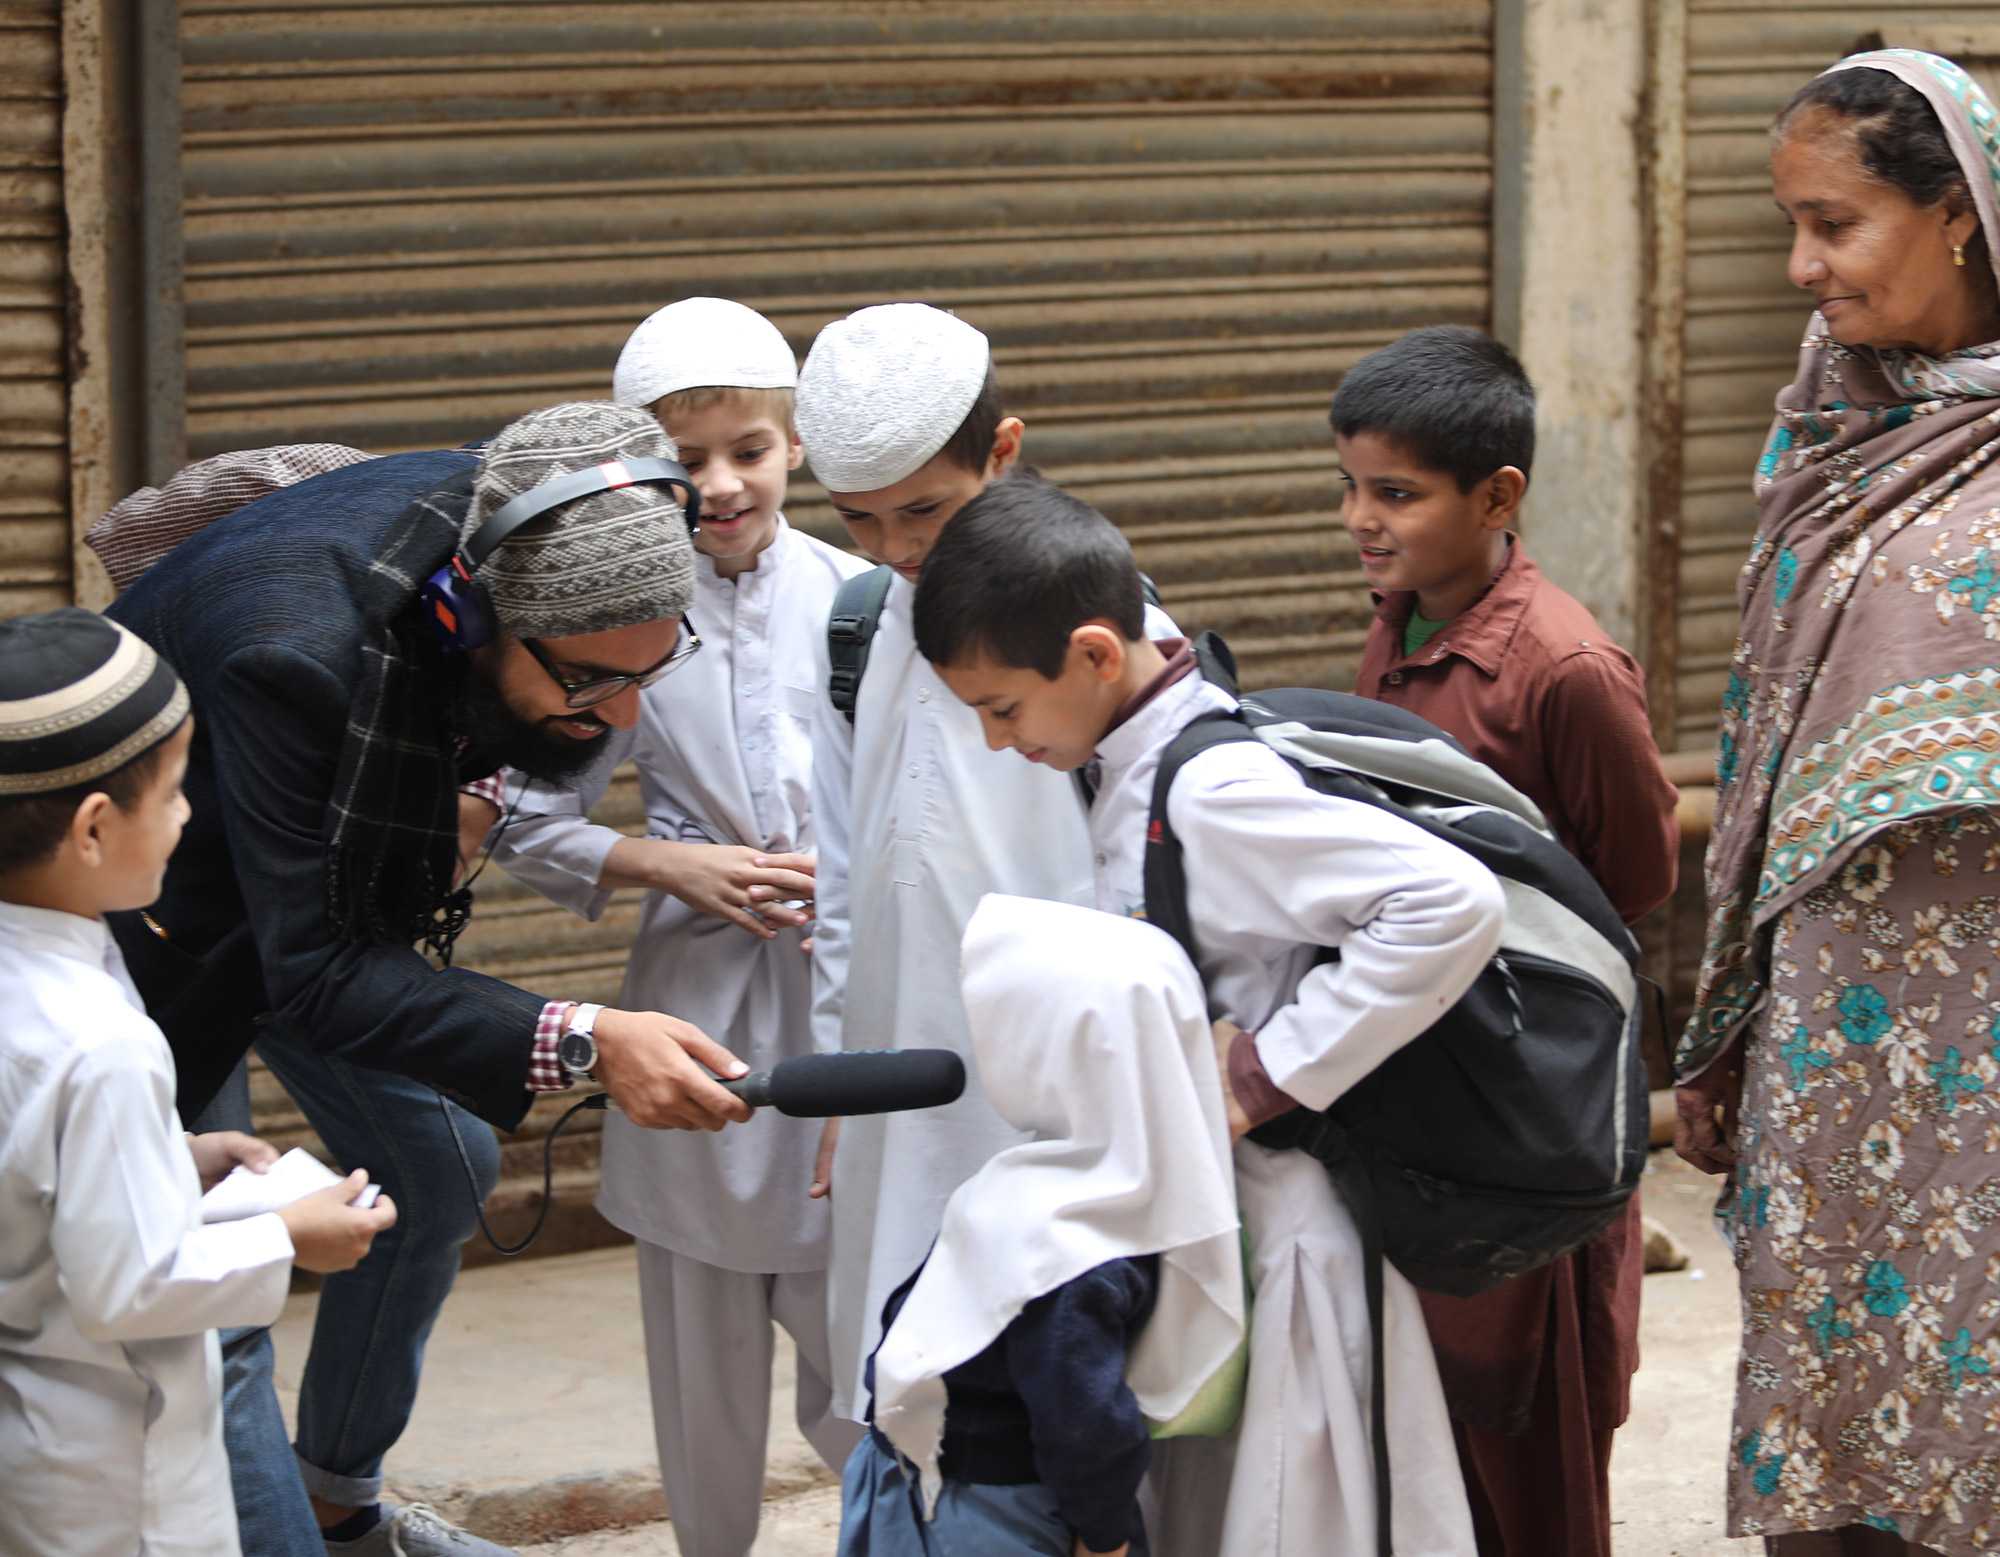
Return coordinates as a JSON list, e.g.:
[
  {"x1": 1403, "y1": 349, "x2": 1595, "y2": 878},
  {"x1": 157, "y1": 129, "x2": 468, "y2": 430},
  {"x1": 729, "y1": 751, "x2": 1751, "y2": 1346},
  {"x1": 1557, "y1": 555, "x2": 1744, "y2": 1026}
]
[{"x1": 1677, "y1": 50, "x2": 2000, "y2": 1081}]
